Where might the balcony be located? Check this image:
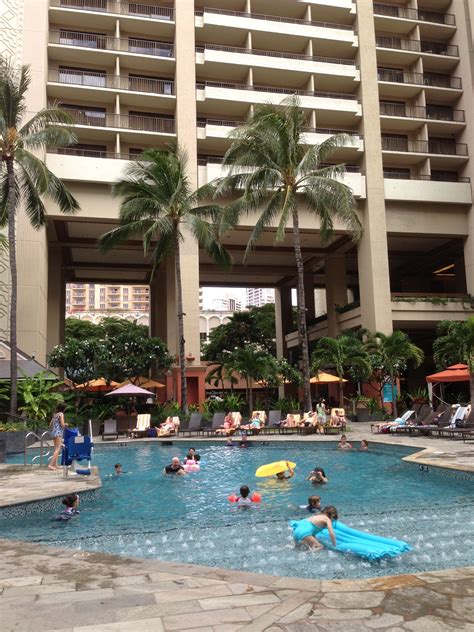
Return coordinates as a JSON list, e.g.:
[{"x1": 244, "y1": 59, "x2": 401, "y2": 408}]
[
  {"x1": 379, "y1": 102, "x2": 465, "y2": 133},
  {"x1": 62, "y1": 108, "x2": 175, "y2": 135},
  {"x1": 383, "y1": 173, "x2": 472, "y2": 204},
  {"x1": 377, "y1": 68, "x2": 462, "y2": 100},
  {"x1": 373, "y1": 3, "x2": 455, "y2": 26},
  {"x1": 196, "y1": 81, "x2": 361, "y2": 123},
  {"x1": 376, "y1": 35, "x2": 459, "y2": 70},
  {"x1": 195, "y1": 7, "x2": 356, "y2": 55},
  {"x1": 376, "y1": 36, "x2": 458, "y2": 57},
  {"x1": 381, "y1": 137, "x2": 467, "y2": 156},
  {"x1": 48, "y1": 68, "x2": 174, "y2": 97},
  {"x1": 48, "y1": 30, "x2": 174, "y2": 68}
]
